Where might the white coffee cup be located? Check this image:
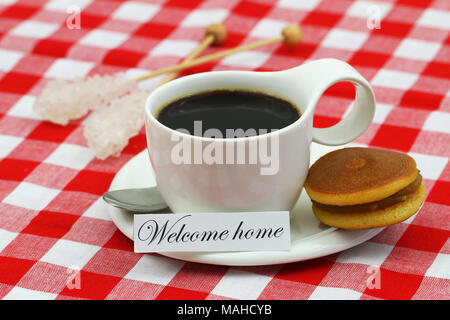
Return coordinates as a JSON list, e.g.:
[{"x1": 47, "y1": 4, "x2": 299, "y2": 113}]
[{"x1": 145, "y1": 58, "x2": 375, "y2": 213}]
